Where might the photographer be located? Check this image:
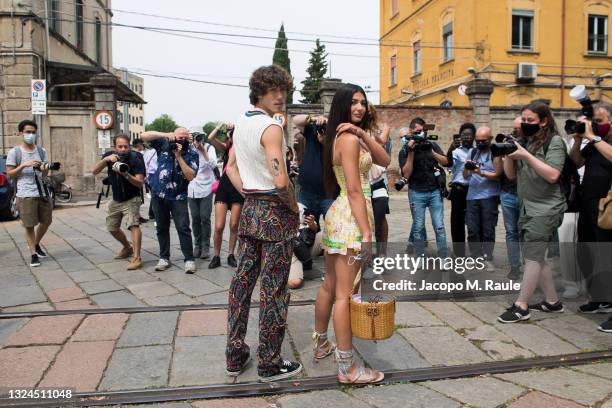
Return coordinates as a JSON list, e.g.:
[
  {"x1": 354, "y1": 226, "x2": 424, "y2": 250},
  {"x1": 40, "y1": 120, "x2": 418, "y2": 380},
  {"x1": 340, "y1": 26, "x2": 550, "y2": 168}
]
[
  {"x1": 445, "y1": 123, "x2": 476, "y2": 257},
  {"x1": 288, "y1": 206, "x2": 323, "y2": 289},
  {"x1": 462, "y1": 126, "x2": 502, "y2": 271},
  {"x1": 92, "y1": 133, "x2": 145, "y2": 270},
  {"x1": 292, "y1": 114, "x2": 334, "y2": 223},
  {"x1": 498, "y1": 102, "x2": 566, "y2": 323},
  {"x1": 188, "y1": 133, "x2": 217, "y2": 260},
  {"x1": 141, "y1": 127, "x2": 199, "y2": 274},
  {"x1": 569, "y1": 106, "x2": 612, "y2": 332},
  {"x1": 399, "y1": 117, "x2": 449, "y2": 258},
  {"x1": 6, "y1": 120, "x2": 53, "y2": 267}
]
